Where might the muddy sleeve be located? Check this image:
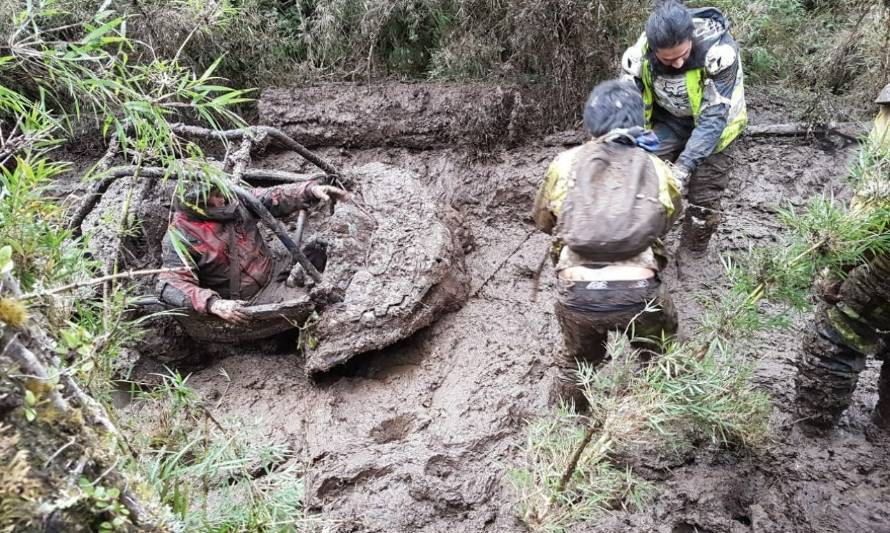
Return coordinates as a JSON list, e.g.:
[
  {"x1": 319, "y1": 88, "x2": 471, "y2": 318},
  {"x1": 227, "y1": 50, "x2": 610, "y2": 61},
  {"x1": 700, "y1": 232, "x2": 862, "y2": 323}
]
[
  {"x1": 156, "y1": 231, "x2": 219, "y2": 314},
  {"x1": 676, "y1": 50, "x2": 739, "y2": 171},
  {"x1": 532, "y1": 164, "x2": 560, "y2": 234},
  {"x1": 257, "y1": 182, "x2": 319, "y2": 218}
]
